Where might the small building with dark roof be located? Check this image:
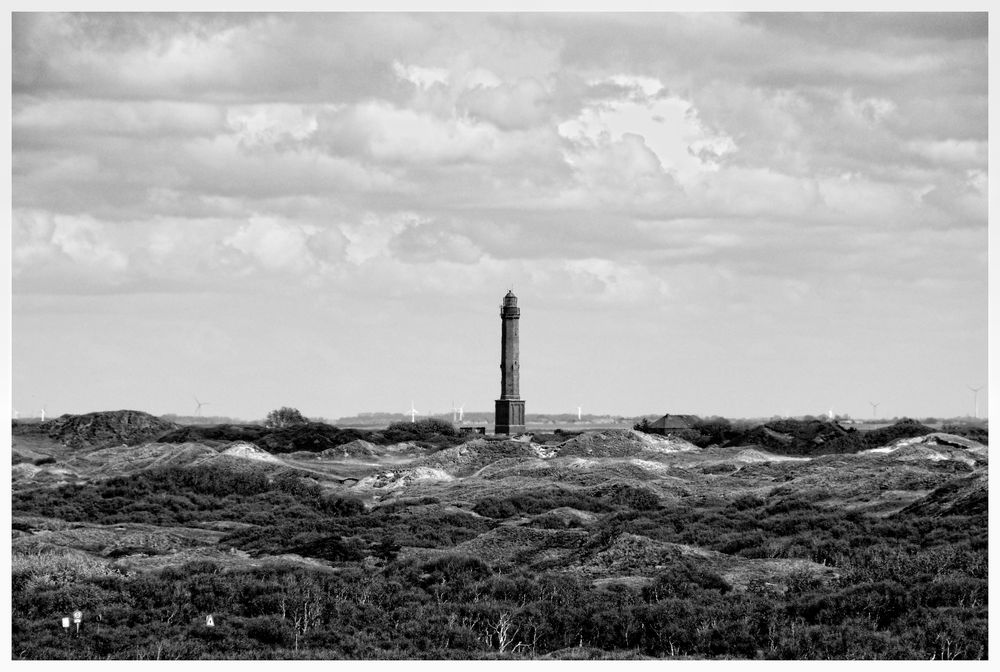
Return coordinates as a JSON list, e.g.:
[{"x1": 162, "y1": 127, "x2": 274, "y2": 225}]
[{"x1": 646, "y1": 414, "x2": 699, "y2": 435}]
